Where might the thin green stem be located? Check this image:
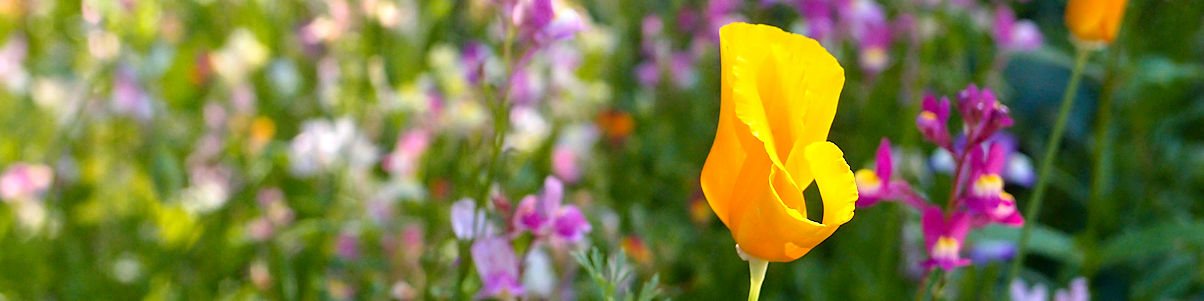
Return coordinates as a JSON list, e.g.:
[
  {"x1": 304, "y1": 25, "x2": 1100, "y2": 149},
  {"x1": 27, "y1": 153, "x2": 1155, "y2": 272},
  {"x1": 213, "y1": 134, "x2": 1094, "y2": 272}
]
[
  {"x1": 914, "y1": 270, "x2": 932, "y2": 301},
  {"x1": 1085, "y1": 45, "x2": 1121, "y2": 274},
  {"x1": 1007, "y1": 47, "x2": 1092, "y2": 283},
  {"x1": 747, "y1": 259, "x2": 769, "y2": 301},
  {"x1": 453, "y1": 22, "x2": 517, "y2": 300}
]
